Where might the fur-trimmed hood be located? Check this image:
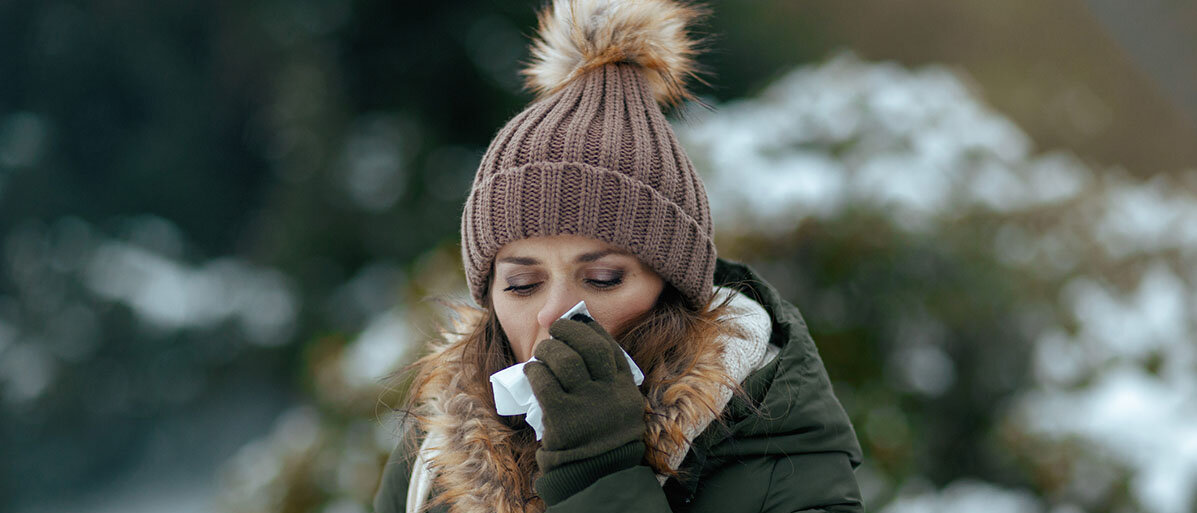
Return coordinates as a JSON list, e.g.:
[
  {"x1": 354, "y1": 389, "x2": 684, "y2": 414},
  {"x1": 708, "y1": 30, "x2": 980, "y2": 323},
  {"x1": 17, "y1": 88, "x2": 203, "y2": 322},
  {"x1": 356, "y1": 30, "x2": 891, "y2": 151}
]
[{"x1": 407, "y1": 285, "x2": 775, "y2": 513}]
